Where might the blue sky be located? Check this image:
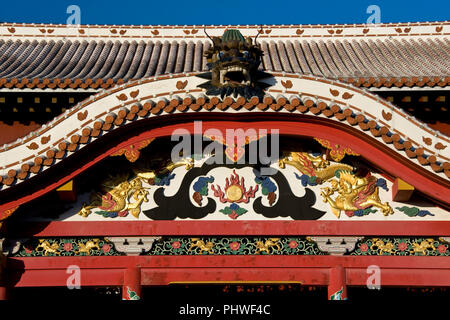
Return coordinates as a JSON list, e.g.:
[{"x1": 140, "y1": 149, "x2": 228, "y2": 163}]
[{"x1": 0, "y1": 0, "x2": 449, "y2": 25}]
